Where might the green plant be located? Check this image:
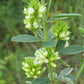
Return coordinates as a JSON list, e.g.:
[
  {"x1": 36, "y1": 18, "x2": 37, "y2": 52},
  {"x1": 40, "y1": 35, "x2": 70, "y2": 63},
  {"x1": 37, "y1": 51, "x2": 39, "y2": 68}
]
[{"x1": 12, "y1": 0, "x2": 83, "y2": 84}]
